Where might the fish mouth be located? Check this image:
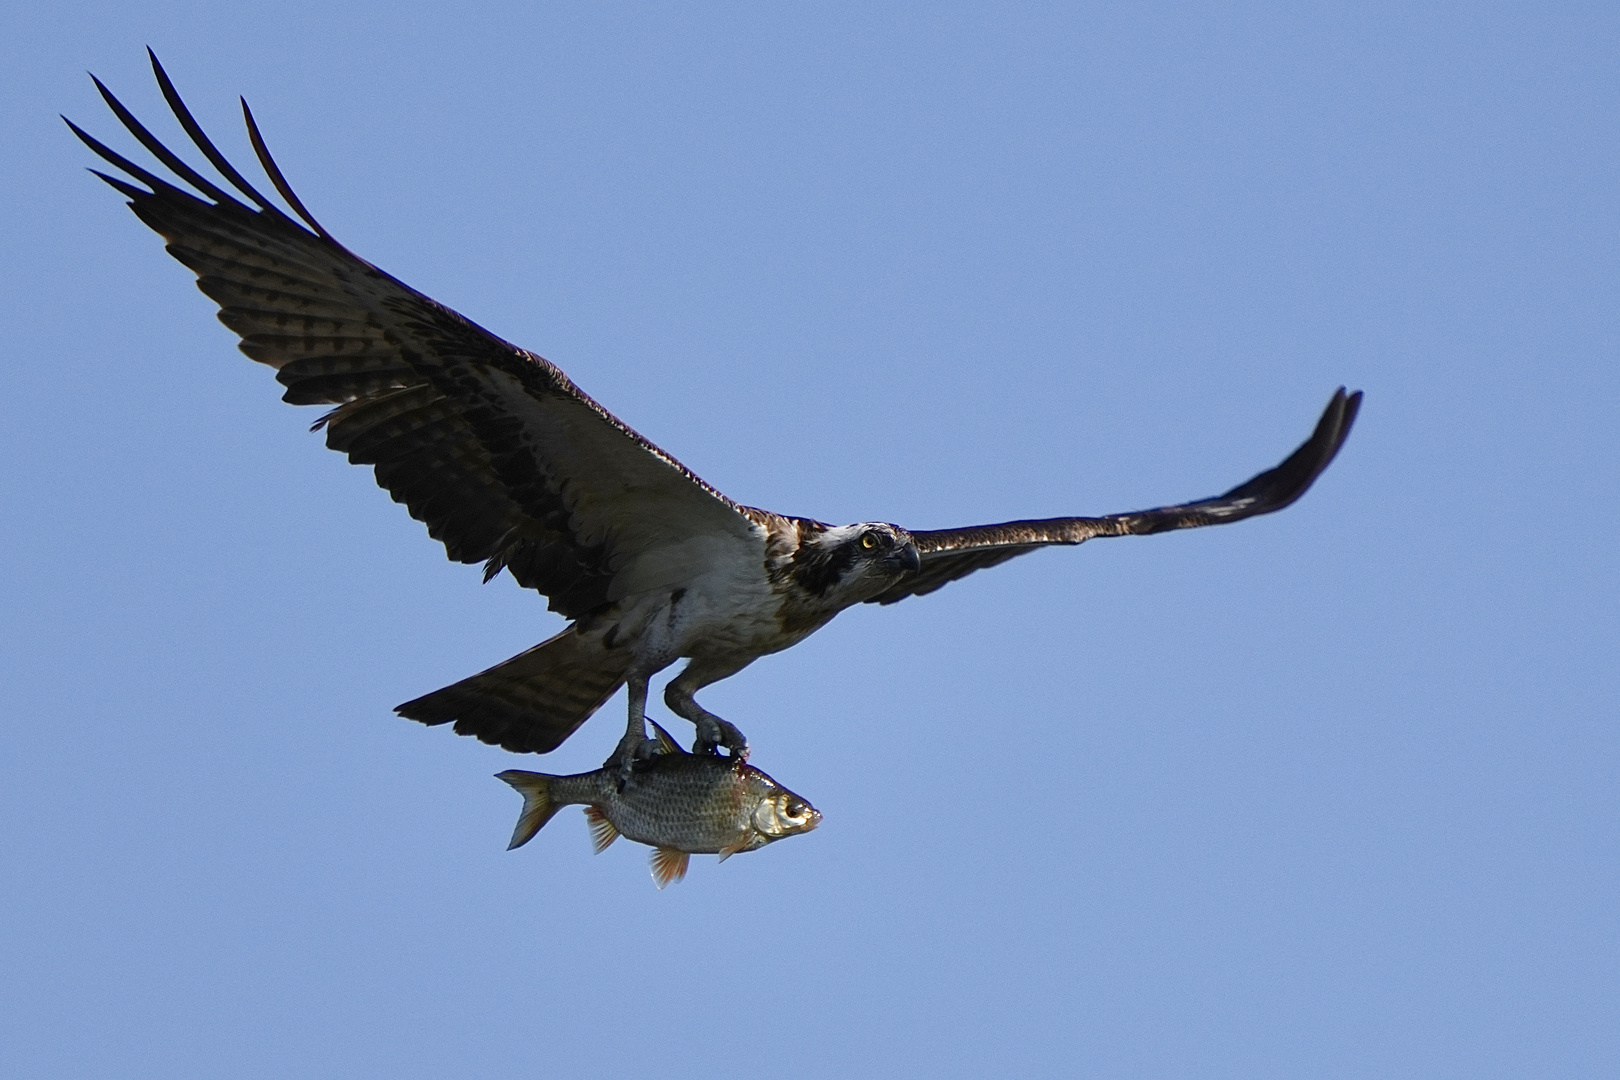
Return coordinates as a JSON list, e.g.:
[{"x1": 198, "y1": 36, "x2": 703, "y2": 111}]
[{"x1": 758, "y1": 796, "x2": 821, "y2": 836}]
